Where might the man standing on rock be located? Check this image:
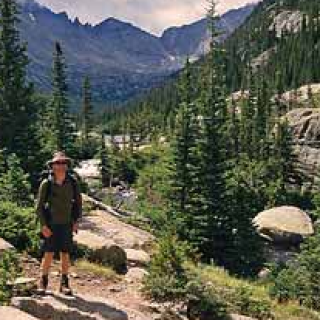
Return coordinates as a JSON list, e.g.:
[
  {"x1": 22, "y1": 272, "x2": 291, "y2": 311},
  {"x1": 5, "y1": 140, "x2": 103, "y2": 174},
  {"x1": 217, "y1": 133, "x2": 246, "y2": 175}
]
[{"x1": 36, "y1": 151, "x2": 82, "y2": 295}]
